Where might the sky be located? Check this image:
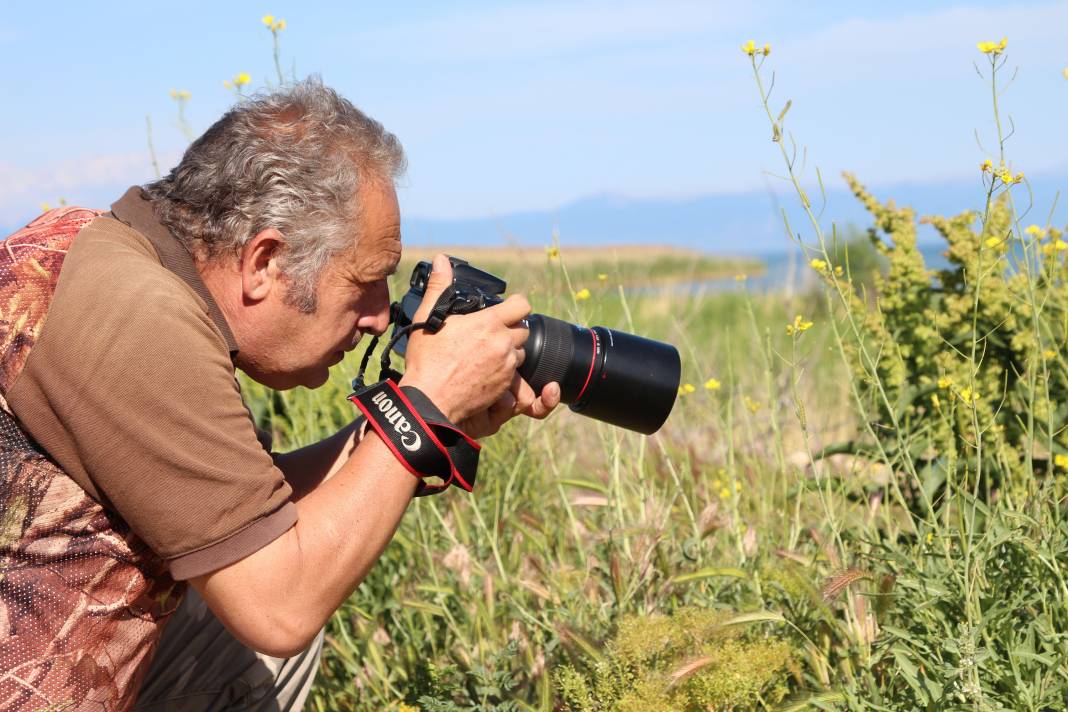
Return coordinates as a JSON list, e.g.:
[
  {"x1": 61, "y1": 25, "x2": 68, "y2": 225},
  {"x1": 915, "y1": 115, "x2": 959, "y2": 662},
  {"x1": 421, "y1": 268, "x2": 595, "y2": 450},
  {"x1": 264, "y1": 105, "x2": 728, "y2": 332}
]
[{"x1": 1, "y1": 0, "x2": 1066, "y2": 231}]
